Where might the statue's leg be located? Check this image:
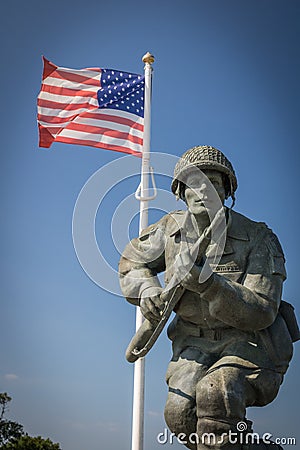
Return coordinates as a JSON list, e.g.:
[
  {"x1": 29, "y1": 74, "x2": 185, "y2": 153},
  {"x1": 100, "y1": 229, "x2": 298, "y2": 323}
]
[
  {"x1": 195, "y1": 364, "x2": 283, "y2": 450},
  {"x1": 164, "y1": 356, "x2": 208, "y2": 450},
  {"x1": 195, "y1": 366, "x2": 252, "y2": 450}
]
